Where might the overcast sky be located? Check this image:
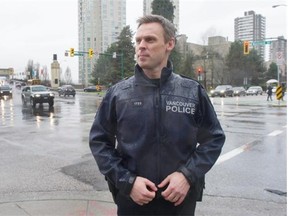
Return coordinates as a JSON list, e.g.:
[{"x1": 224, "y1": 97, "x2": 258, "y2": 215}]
[{"x1": 0, "y1": 0, "x2": 287, "y2": 83}]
